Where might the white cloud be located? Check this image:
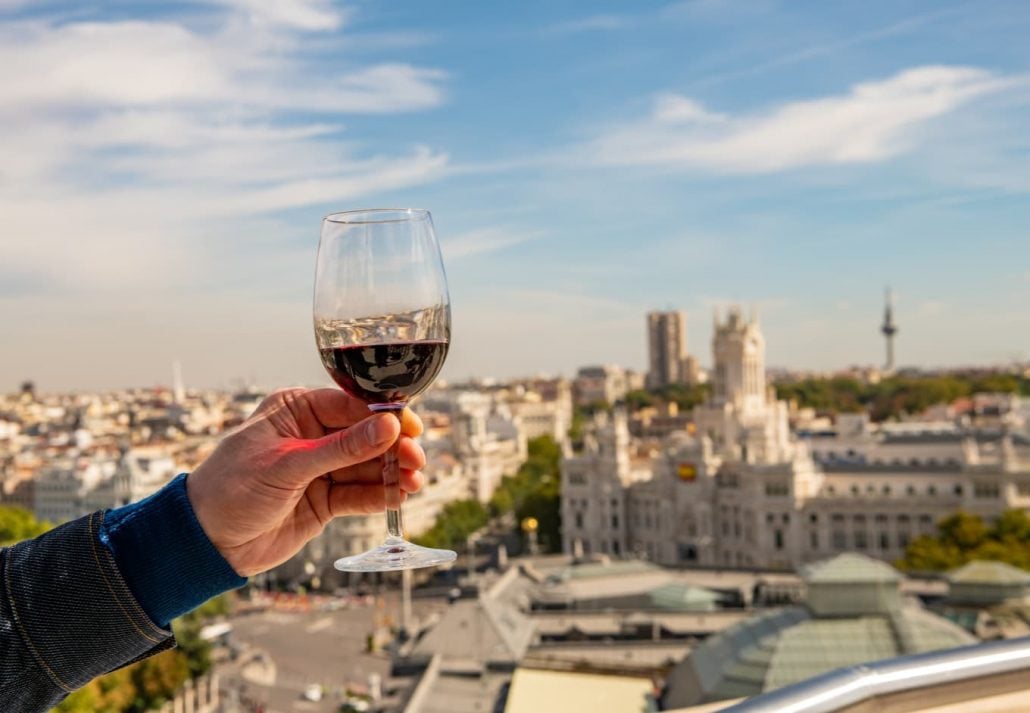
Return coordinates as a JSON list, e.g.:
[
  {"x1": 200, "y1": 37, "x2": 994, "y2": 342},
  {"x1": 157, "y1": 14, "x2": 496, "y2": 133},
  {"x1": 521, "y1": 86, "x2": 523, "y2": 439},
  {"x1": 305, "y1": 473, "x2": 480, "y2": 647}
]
[
  {"x1": 206, "y1": 0, "x2": 347, "y2": 31},
  {"x1": 0, "y1": 20, "x2": 445, "y2": 114},
  {"x1": 442, "y1": 228, "x2": 544, "y2": 260},
  {"x1": 0, "y1": 6, "x2": 450, "y2": 300},
  {"x1": 591, "y1": 66, "x2": 1010, "y2": 173}
]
